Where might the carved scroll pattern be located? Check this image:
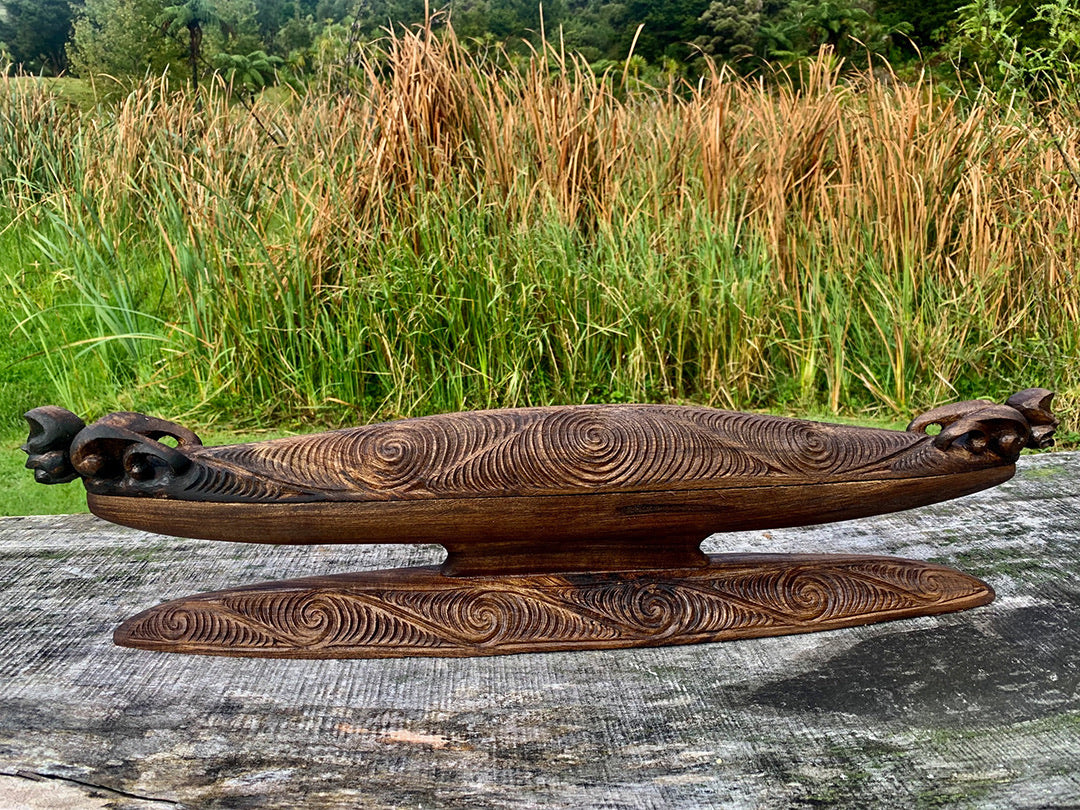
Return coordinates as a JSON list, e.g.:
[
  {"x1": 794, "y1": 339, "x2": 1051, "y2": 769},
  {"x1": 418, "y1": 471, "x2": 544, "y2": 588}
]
[
  {"x1": 117, "y1": 558, "x2": 992, "y2": 656},
  {"x1": 197, "y1": 406, "x2": 945, "y2": 502},
  {"x1": 27, "y1": 390, "x2": 1055, "y2": 502}
]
